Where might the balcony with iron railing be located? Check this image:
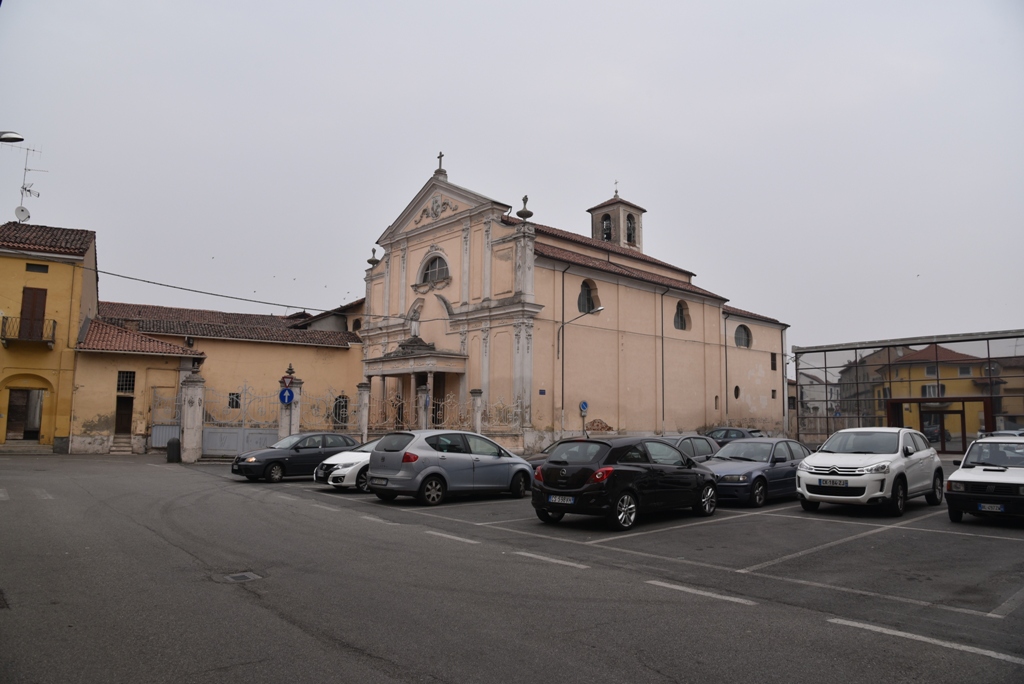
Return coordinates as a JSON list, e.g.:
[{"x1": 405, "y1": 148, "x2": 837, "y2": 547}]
[{"x1": 0, "y1": 317, "x2": 57, "y2": 349}]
